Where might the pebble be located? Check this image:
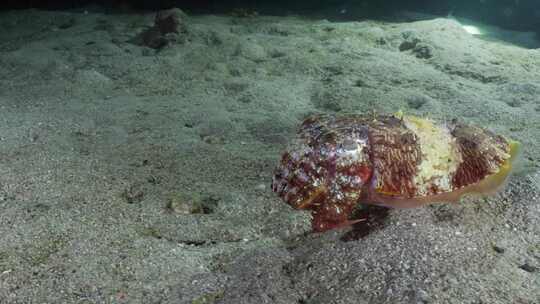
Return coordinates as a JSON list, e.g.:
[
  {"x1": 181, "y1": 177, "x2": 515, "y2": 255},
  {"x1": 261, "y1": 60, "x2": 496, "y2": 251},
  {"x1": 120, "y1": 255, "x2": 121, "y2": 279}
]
[
  {"x1": 492, "y1": 245, "x2": 505, "y2": 254},
  {"x1": 417, "y1": 289, "x2": 430, "y2": 302},
  {"x1": 167, "y1": 191, "x2": 218, "y2": 214},
  {"x1": 123, "y1": 184, "x2": 144, "y2": 204},
  {"x1": 168, "y1": 192, "x2": 205, "y2": 214},
  {"x1": 519, "y1": 263, "x2": 538, "y2": 273}
]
